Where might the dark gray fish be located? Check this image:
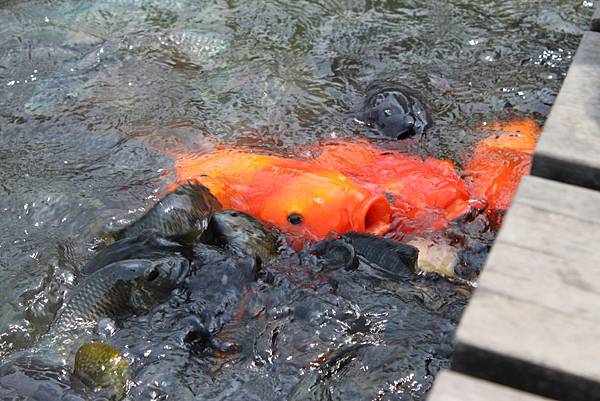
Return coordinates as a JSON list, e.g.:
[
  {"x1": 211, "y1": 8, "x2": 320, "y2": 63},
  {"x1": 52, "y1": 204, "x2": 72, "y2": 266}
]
[
  {"x1": 358, "y1": 80, "x2": 432, "y2": 139},
  {"x1": 24, "y1": 40, "x2": 123, "y2": 114},
  {"x1": 185, "y1": 253, "x2": 258, "y2": 337},
  {"x1": 83, "y1": 234, "x2": 188, "y2": 275},
  {"x1": 117, "y1": 183, "x2": 222, "y2": 242},
  {"x1": 308, "y1": 237, "x2": 359, "y2": 271},
  {"x1": 53, "y1": 257, "x2": 189, "y2": 332},
  {"x1": 203, "y1": 210, "x2": 281, "y2": 264},
  {"x1": 342, "y1": 232, "x2": 418, "y2": 278}
]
